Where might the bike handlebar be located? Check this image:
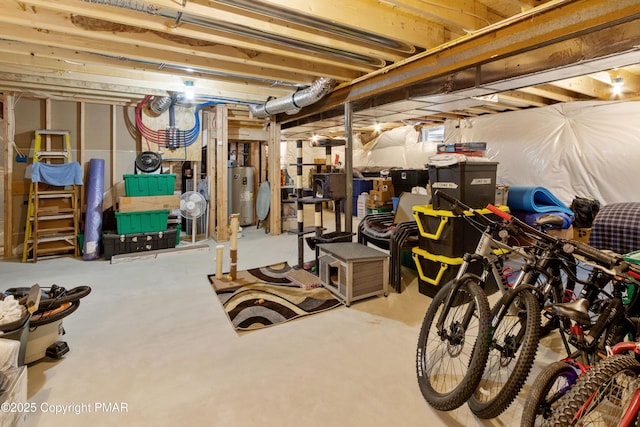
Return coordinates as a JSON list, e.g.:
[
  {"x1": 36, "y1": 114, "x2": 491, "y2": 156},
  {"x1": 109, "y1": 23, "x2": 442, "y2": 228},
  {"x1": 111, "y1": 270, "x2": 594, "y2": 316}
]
[
  {"x1": 486, "y1": 203, "x2": 512, "y2": 221},
  {"x1": 566, "y1": 239, "x2": 621, "y2": 269}
]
